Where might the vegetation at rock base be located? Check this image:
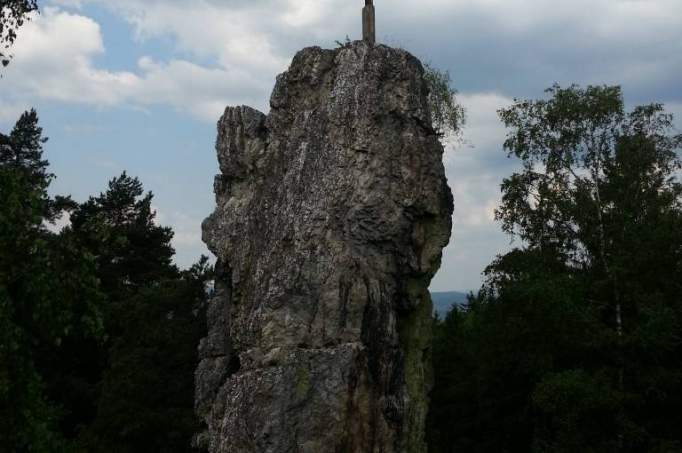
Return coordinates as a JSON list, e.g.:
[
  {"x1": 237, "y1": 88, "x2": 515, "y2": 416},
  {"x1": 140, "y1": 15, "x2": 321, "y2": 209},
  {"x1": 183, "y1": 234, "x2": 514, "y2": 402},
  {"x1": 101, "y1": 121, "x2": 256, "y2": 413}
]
[
  {"x1": 0, "y1": 110, "x2": 211, "y2": 452},
  {"x1": 428, "y1": 85, "x2": 682, "y2": 453}
]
